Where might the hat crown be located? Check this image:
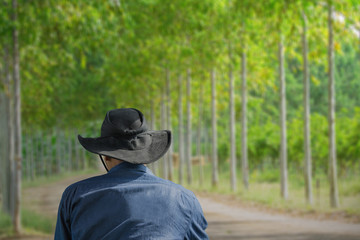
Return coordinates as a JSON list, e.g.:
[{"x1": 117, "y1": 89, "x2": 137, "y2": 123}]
[{"x1": 101, "y1": 108, "x2": 147, "y2": 137}]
